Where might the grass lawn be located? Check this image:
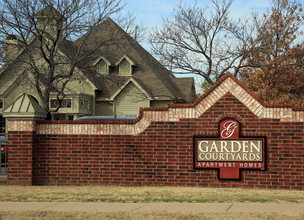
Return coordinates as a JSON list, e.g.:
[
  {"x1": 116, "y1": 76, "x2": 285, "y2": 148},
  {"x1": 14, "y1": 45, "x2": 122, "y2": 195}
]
[
  {"x1": 0, "y1": 185, "x2": 303, "y2": 220},
  {"x1": 0, "y1": 185, "x2": 303, "y2": 203},
  {"x1": 1, "y1": 211, "x2": 303, "y2": 220}
]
